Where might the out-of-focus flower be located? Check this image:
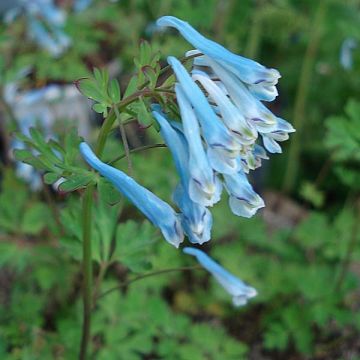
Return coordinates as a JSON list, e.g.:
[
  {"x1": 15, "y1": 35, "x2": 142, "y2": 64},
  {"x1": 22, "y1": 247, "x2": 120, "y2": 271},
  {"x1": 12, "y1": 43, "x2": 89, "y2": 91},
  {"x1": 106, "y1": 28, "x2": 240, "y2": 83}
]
[
  {"x1": 73, "y1": 0, "x2": 93, "y2": 12},
  {"x1": 183, "y1": 247, "x2": 257, "y2": 306},
  {"x1": 80, "y1": 142, "x2": 184, "y2": 248},
  {"x1": 157, "y1": 16, "x2": 280, "y2": 101},
  {"x1": 8, "y1": 75, "x2": 91, "y2": 189},
  {"x1": 152, "y1": 107, "x2": 213, "y2": 245},
  {"x1": 223, "y1": 169, "x2": 265, "y2": 218},
  {"x1": 340, "y1": 38, "x2": 358, "y2": 70},
  {"x1": 175, "y1": 84, "x2": 223, "y2": 206},
  {"x1": 5, "y1": 0, "x2": 70, "y2": 56}
]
